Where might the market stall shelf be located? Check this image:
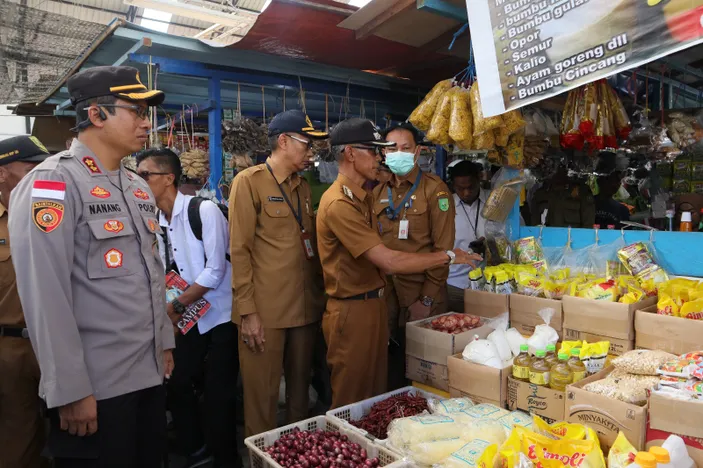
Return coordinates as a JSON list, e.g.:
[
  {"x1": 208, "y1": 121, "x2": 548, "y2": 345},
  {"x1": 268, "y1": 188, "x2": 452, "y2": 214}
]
[{"x1": 244, "y1": 416, "x2": 402, "y2": 468}]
